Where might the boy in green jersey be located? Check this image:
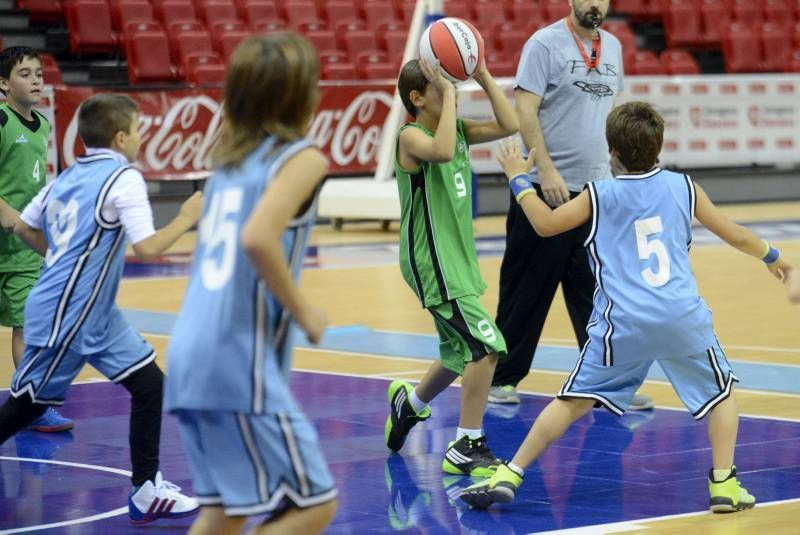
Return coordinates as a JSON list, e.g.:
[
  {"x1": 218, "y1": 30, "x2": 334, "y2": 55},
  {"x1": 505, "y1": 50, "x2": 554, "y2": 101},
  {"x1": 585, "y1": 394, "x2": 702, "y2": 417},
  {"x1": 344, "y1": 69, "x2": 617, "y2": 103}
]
[
  {"x1": 385, "y1": 57, "x2": 518, "y2": 476},
  {"x1": 0, "y1": 47, "x2": 72, "y2": 432}
]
